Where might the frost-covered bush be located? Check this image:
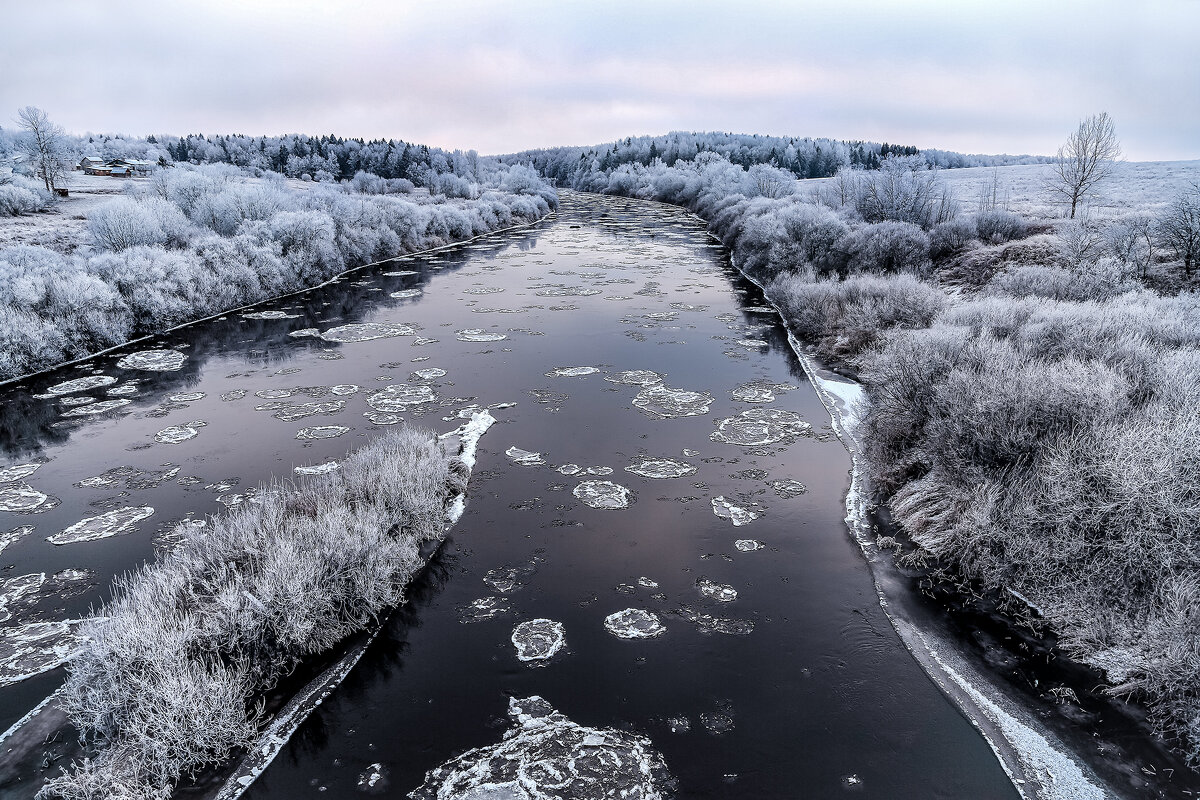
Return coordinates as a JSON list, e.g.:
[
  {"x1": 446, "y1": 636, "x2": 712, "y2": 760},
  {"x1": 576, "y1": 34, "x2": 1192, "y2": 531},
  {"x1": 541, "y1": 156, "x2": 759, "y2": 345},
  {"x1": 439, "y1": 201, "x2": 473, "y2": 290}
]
[
  {"x1": 855, "y1": 155, "x2": 957, "y2": 228},
  {"x1": 987, "y1": 261, "x2": 1140, "y2": 302},
  {"x1": 429, "y1": 171, "x2": 477, "y2": 199},
  {"x1": 1104, "y1": 213, "x2": 1155, "y2": 277},
  {"x1": 44, "y1": 427, "x2": 459, "y2": 800},
  {"x1": 0, "y1": 184, "x2": 42, "y2": 216},
  {"x1": 88, "y1": 197, "x2": 193, "y2": 252},
  {"x1": 929, "y1": 217, "x2": 977, "y2": 260},
  {"x1": 973, "y1": 209, "x2": 1030, "y2": 245},
  {"x1": 769, "y1": 272, "x2": 945, "y2": 365},
  {"x1": 858, "y1": 292, "x2": 1200, "y2": 761},
  {"x1": 837, "y1": 221, "x2": 933, "y2": 278},
  {"x1": 1158, "y1": 183, "x2": 1200, "y2": 274}
]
